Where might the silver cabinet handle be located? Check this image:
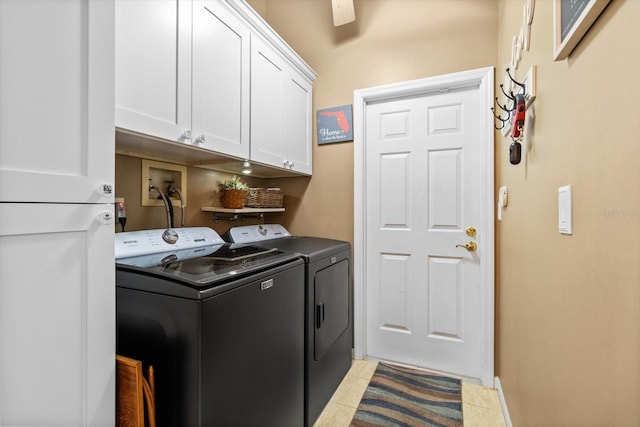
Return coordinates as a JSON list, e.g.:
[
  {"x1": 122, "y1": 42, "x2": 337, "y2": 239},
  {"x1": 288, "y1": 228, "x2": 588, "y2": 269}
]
[{"x1": 194, "y1": 134, "x2": 205, "y2": 145}]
